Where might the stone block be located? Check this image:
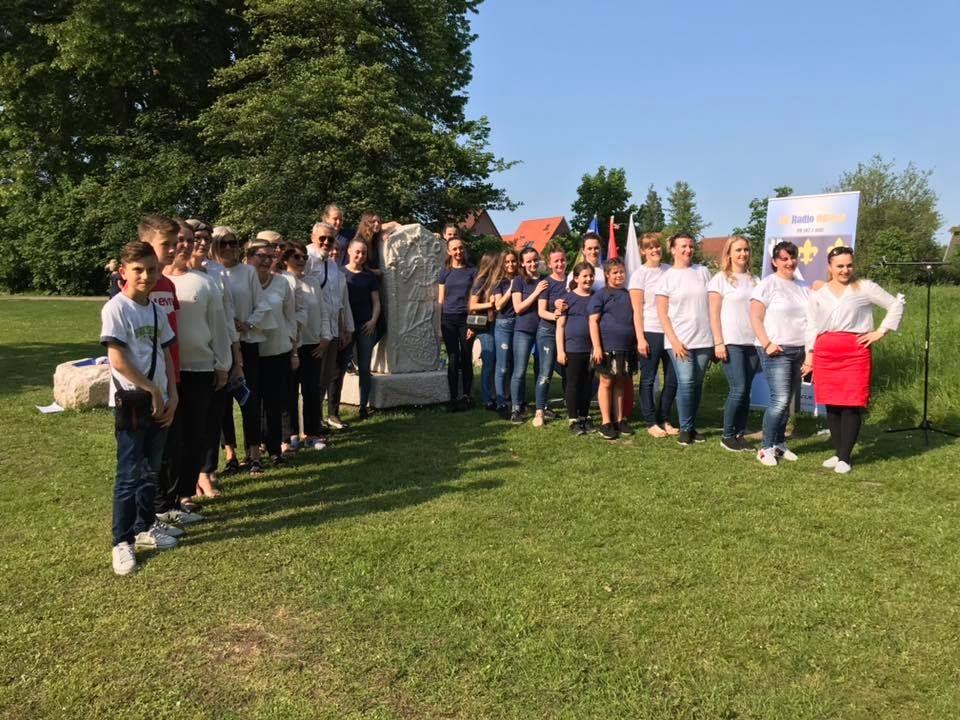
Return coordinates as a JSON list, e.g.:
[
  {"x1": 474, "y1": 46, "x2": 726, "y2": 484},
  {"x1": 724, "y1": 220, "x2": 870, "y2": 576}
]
[
  {"x1": 53, "y1": 359, "x2": 111, "y2": 410},
  {"x1": 339, "y1": 370, "x2": 449, "y2": 408}
]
